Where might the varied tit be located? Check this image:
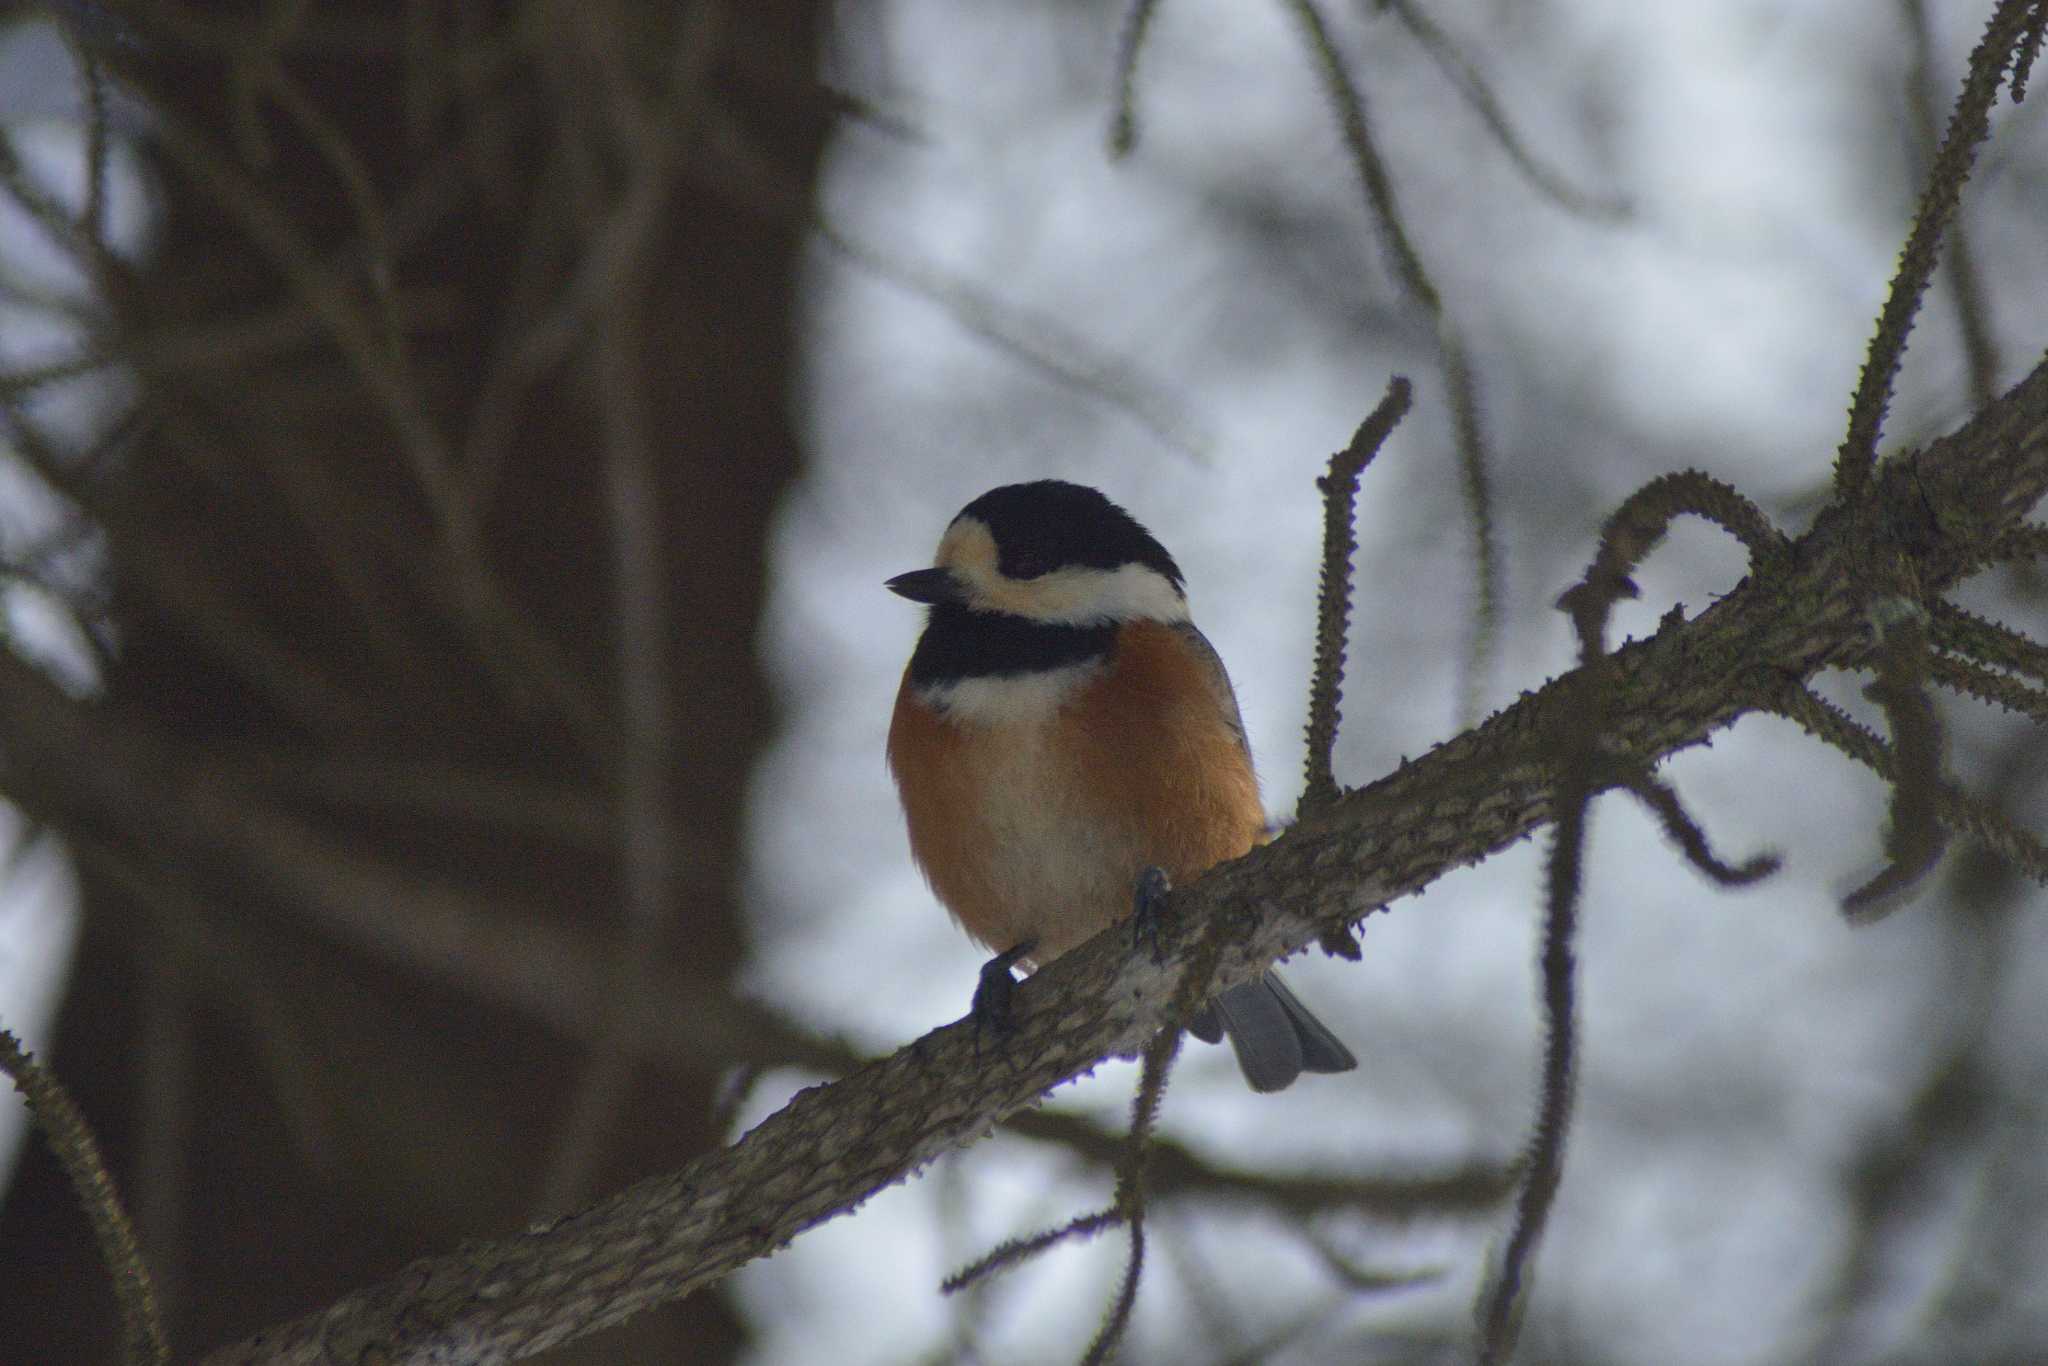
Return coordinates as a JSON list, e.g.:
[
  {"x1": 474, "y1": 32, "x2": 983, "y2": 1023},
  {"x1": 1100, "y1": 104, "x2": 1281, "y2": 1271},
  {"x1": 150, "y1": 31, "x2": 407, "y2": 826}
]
[{"x1": 886, "y1": 480, "x2": 1356, "y2": 1092}]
